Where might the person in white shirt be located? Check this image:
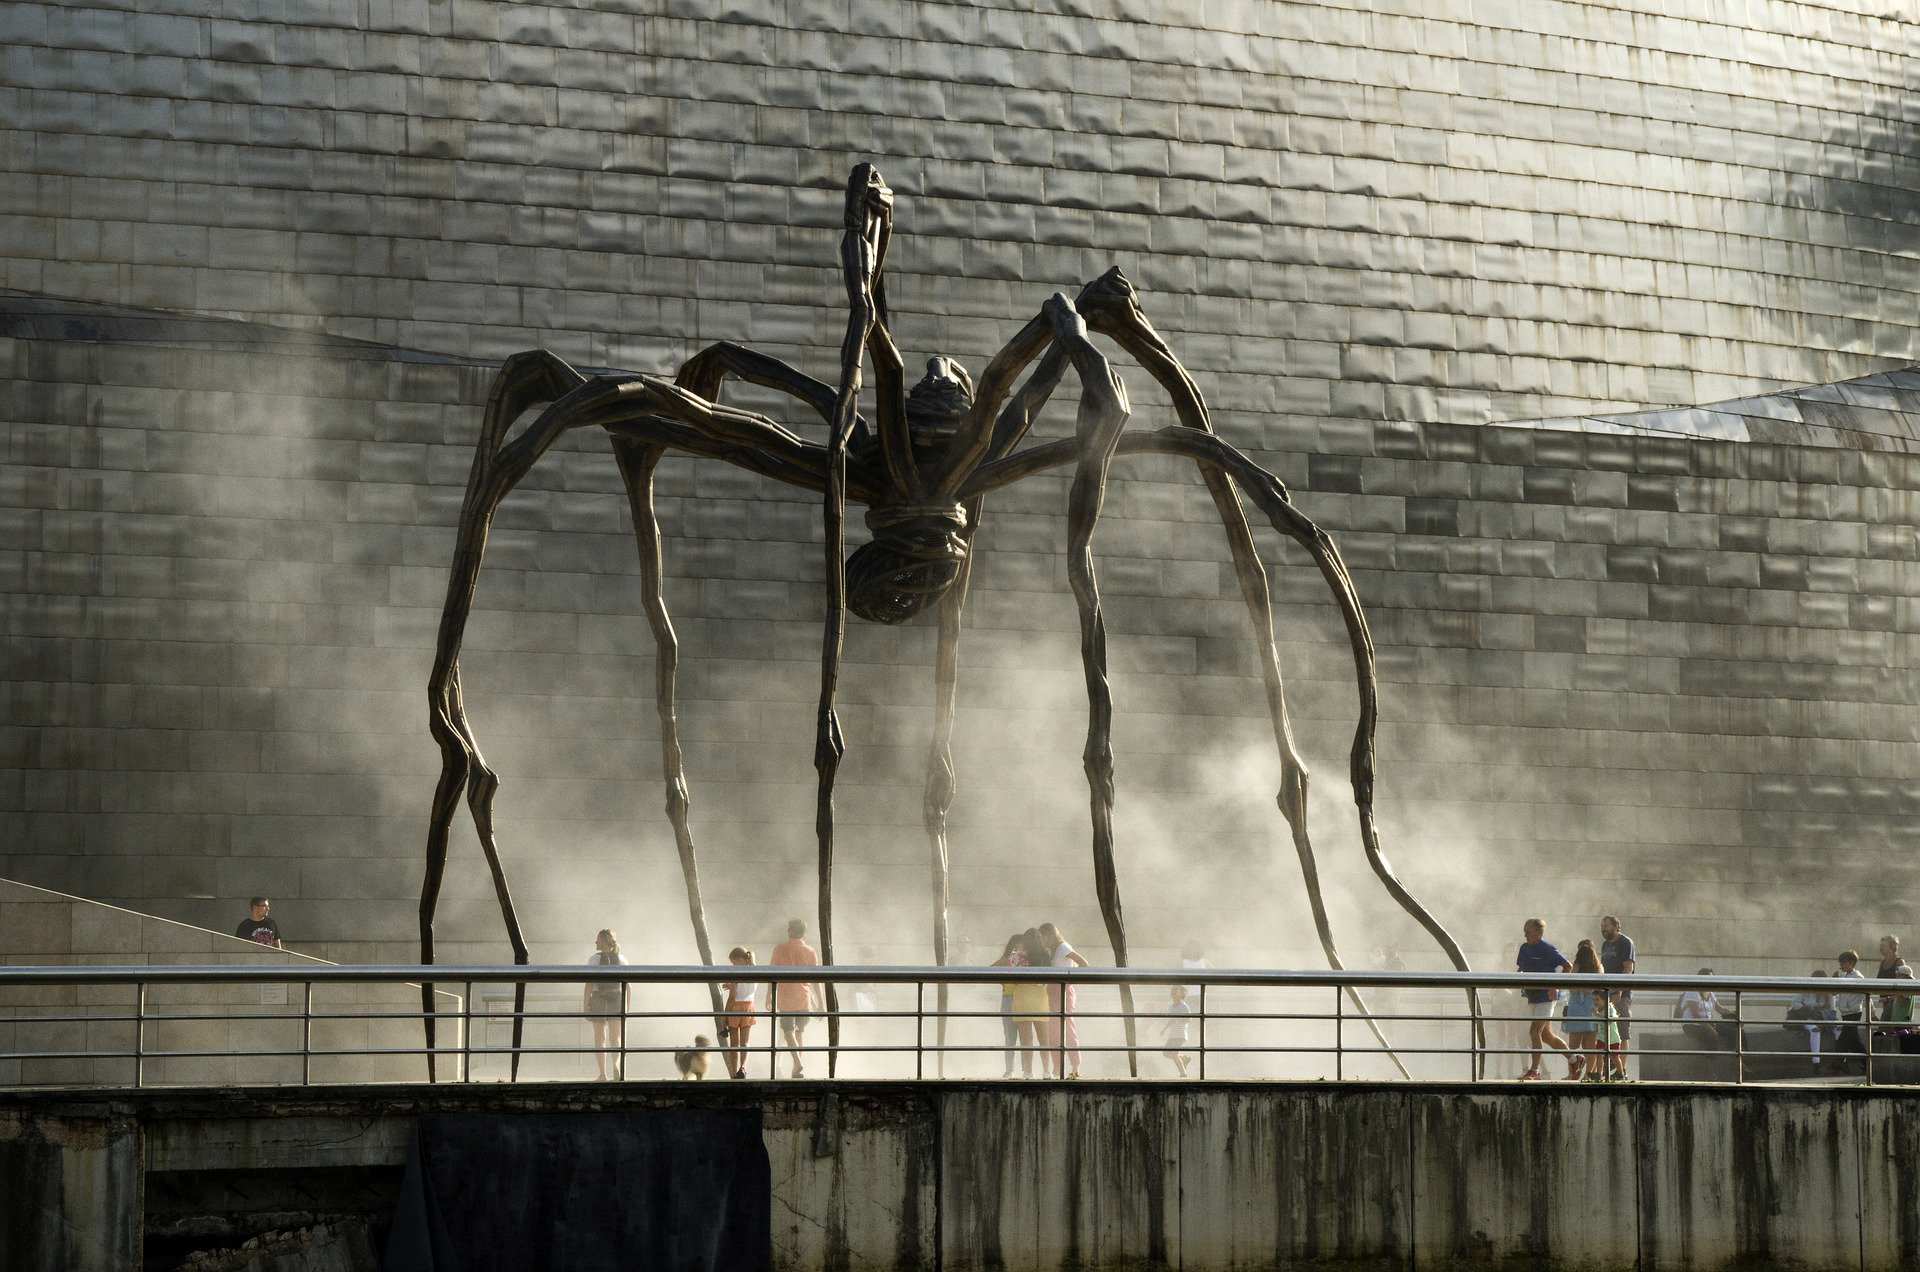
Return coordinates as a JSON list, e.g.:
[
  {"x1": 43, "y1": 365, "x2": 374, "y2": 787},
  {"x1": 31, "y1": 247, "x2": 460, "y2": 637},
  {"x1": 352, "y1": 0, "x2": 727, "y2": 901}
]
[
  {"x1": 1039, "y1": 922, "x2": 1088, "y2": 1079},
  {"x1": 1834, "y1": 949, "x2": 1868, "y2": 1063},
  {"x1": 1674, "y1": 967, "x2": 1737, "y2": 1048},
  {"x1": 1786, "y1": 970, "x2": 1837, "y2": 1068}
]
